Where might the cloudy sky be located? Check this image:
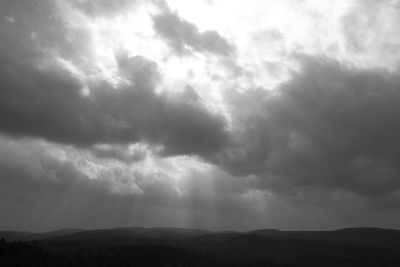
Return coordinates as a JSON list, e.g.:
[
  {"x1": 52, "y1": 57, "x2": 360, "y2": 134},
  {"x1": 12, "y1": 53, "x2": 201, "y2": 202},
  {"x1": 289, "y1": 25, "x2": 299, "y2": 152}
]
[{"x1": 1, "y1": 0, "x2": 400, "y2": 232}]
